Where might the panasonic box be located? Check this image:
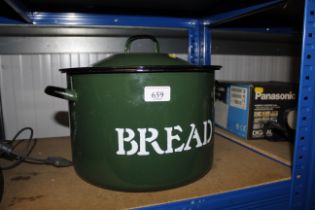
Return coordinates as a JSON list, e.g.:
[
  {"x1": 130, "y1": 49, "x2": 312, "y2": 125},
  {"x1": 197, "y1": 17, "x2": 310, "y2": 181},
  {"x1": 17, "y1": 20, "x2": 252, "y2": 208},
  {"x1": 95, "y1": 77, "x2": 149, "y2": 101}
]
[{"x1": 215, "y1": 81, "x2": 298, "y2": 140}]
